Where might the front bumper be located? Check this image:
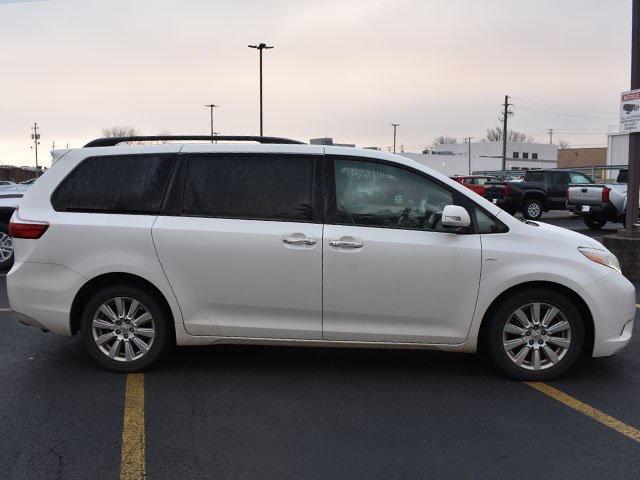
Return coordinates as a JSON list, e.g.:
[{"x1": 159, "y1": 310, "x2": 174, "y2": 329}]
[{"x1": 585, "y1": 270, "x2": 636, "y2": 357}]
